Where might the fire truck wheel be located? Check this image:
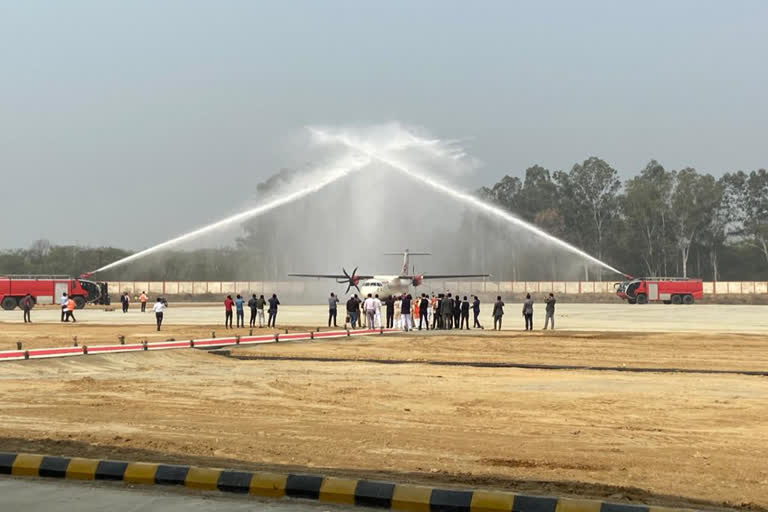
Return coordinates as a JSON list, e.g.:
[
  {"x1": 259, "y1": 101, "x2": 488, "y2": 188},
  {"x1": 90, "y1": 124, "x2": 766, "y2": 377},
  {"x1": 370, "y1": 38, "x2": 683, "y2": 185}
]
[
  {"x1": 73, "y1": 296, "x2": 87, "y2": 310},
  {"x1": 636, "y1": 293, "x2": 648, "y2": 305},
  {"x1": 683, "y1": 294, "x2": 694, "y2": 305},
  {"x1": 671, "y1": 294, "x2": 682, "y2": 305},
  {"x1": 1, "y1": 297, "x2": 18, "y2": 311}
]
